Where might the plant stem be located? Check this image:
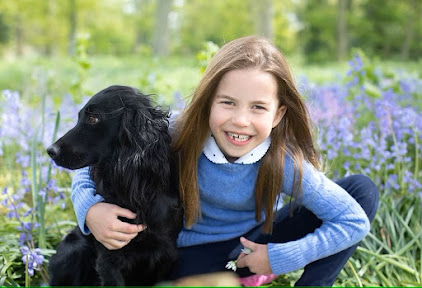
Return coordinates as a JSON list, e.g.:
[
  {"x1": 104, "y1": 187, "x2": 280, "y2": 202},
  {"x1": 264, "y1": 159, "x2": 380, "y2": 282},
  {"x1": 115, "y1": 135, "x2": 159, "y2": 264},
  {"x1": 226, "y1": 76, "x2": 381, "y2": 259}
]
[
  {"x1": 25, "y1": 253, "x2": 30, "y2": 287},
  {"x1": 347, "y1": 261, "x2": 363, "y2": 287},
  {"x1": 357, "y1": 246, "x2": 418, "y2": 276},
  {"x1": 414, "y1": 128, "x2": 419, "y2": 178}
]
